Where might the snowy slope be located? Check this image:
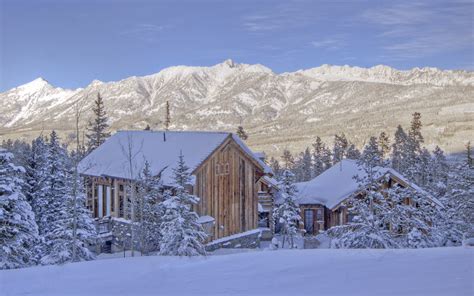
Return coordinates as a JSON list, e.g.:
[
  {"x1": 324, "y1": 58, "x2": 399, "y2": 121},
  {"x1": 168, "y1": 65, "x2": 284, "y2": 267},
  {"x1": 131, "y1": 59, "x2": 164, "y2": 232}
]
[
  {"x1": 1, "y1": 60, "x2": 472, "y2": 156},
  {"x1": 1, "y1": 247, "x2": 472, "y2": 296}
]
